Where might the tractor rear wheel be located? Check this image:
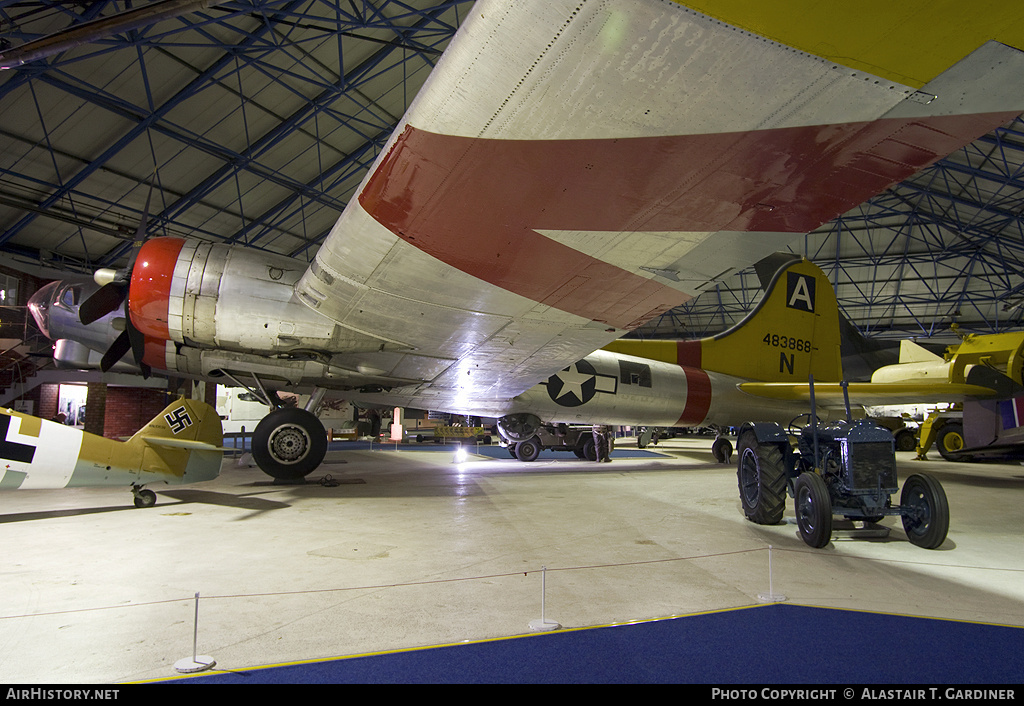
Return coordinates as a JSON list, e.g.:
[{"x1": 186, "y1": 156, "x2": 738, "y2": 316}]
[{"x1": 736, "y1": 431, "x2": 786, "y2": 525}]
